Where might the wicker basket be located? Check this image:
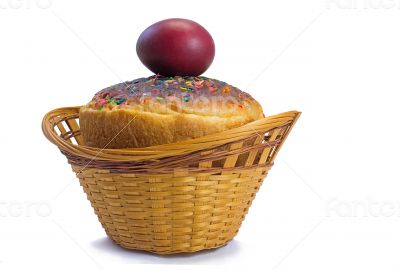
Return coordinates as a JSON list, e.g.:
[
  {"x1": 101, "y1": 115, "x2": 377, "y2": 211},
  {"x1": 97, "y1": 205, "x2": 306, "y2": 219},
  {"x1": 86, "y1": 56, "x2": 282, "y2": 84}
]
[{"x1": 42, "y1": 106, "x2": 300, "y2": 254}]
